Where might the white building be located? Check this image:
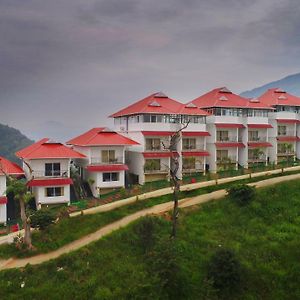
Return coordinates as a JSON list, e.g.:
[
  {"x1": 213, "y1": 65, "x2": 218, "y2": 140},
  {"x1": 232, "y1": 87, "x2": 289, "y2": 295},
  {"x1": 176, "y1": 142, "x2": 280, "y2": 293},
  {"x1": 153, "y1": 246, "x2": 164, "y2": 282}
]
[
  {"x1": 0, "y1": 156, "x2": 24, "y2": 224},
  {"x1": 16, "y1": 139, "x2": 86, "y2": 208},
  {"x1": 67, "y1": 128, "x2": 139, "y2": 197}
]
